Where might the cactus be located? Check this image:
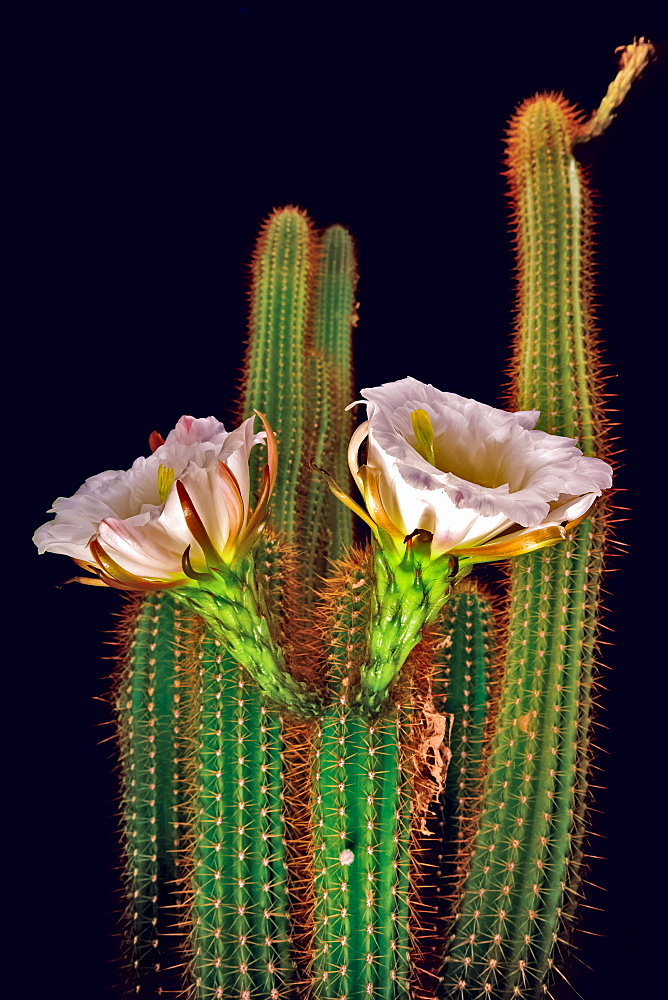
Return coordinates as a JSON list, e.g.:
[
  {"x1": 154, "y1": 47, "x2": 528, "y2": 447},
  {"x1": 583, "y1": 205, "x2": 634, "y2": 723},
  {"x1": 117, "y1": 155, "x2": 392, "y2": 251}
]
[
  {"x1": 33, "y1": 38, "x2": 654, "y2": 1000},
  {"x1": 435, "y1": 586, "x2": 500, "y2": 907},
  {"x1": 180, "y1": 210, "x2": 361, "y2": 997},
  {"x1": 310, "y1": 547, "x2": 413, "y2": 998},
  {"x1": 114, "y1": 592, "x2": 189, "y2": 992},
  {"x1": 241, "y1": 206, "x2": 317, "y2": 541},
  {"x1": 441, "y1": 39, "x2": 653, "y2": 999},
  {"x1": 186, "y1": 632, "x2": 292, "y2": 998},
  {"x1": 305, "y1": 225, "x2": 357, "y2": 575}
]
